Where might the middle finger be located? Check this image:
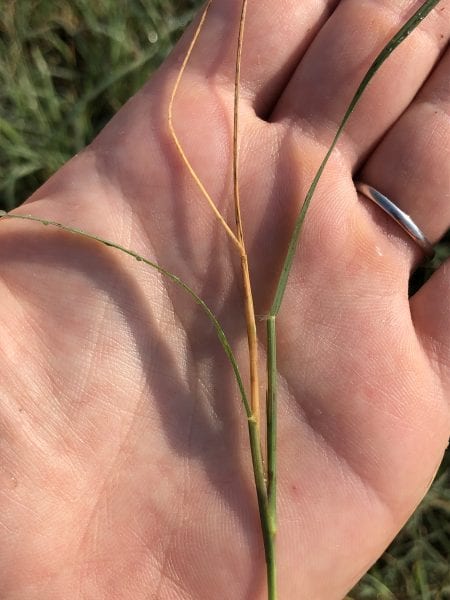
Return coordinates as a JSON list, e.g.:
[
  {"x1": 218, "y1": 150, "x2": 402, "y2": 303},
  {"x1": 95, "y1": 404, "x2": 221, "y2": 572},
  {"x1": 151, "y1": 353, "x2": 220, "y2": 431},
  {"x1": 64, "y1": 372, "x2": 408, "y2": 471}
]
[{"x1": 272, "y1": 0, "x2": 450, "y2": 164}]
